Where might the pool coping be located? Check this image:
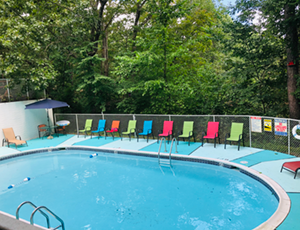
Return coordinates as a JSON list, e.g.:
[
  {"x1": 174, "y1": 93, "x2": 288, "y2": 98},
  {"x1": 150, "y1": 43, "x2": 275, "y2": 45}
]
[{"x1": 0, "y1": 146, "x2": 291, "y2": 230}]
